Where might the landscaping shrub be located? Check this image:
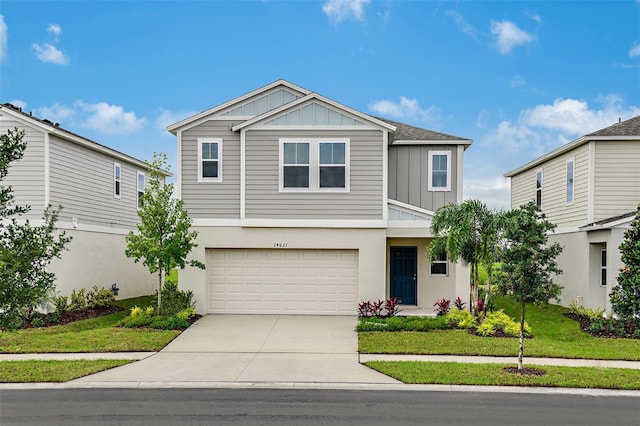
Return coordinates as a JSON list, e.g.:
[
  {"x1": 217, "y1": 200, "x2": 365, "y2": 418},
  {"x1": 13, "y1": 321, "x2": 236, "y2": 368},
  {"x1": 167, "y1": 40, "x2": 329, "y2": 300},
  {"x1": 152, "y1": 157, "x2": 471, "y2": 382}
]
[
  {"x1": 453, "y1": 297, "x2": 466, "y2": 310},
  {"x1": 444, "y1": 308, "x2": 477, "y2": 329},
  {"x1": 149, "y1": 315, "x2": 190, "y2": 330},
  {"x1": 476, "y1": 310, "x2": 531, "y2": 337},
  {"x1": 568, "y1": 301, "x2": 605, "y2": 322},
  {"x1": 69, "y1": 289, "x2": 87, "y2": 312},
  {"x1": 433, "y1": 298, "x2": 451, "y2": 316},
  {"x1": 86, "y1": 285, "x2": 116, "y2": 309},
  {"x1": 155, "y1": 282, "x2": 195, "y2": 316},
  {"x1": 357, "y1": 298, "x2": 401, "y2": 318},
  {"x1": 53, "y1": 295, "x2": 69, "y2": 315},
  {"x1": 356, "y1": 315, "x2": 449, "y2": 332}
]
